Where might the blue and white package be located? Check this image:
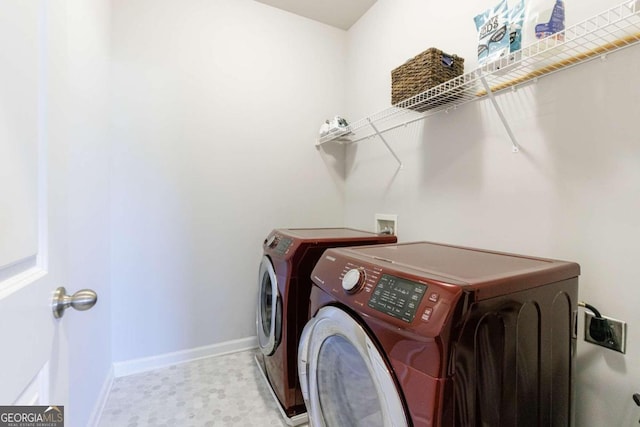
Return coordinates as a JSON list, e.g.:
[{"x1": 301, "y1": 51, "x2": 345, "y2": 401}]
[
  {"x1": 510, "y1": 0, "x2": 526, "y2": 53},
  {"x1": 475, "y1": 0, "x2": 511, "y2": 65},
  {"x1": 535, "y1": 0, "x2": 565, "y2": 41}
]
